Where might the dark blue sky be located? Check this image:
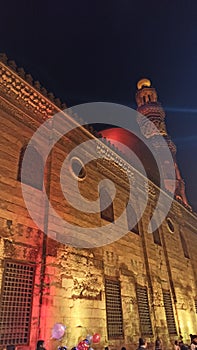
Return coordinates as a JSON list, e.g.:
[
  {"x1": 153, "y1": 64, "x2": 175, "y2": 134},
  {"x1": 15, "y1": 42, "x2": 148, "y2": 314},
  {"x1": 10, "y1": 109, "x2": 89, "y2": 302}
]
[{"x1": 1, "y1": 0, "x2": 197, "y2": 210}]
